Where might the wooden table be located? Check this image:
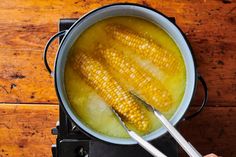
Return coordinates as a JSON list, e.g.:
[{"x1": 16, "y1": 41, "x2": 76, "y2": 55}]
[{"x1": 0, "y1": 0, "x2": 235, "y2": 157}]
